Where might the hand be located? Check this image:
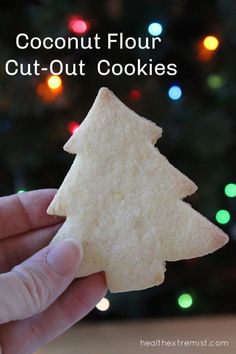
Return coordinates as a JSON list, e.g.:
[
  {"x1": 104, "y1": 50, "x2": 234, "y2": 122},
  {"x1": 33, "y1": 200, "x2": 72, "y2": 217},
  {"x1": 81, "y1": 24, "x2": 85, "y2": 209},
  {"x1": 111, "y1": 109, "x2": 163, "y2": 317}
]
[{"x1": 0, "y1": 189, "x2": 107, "y2": 354}]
